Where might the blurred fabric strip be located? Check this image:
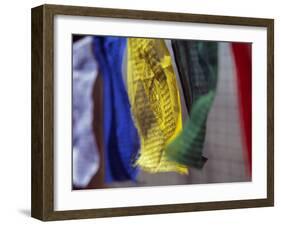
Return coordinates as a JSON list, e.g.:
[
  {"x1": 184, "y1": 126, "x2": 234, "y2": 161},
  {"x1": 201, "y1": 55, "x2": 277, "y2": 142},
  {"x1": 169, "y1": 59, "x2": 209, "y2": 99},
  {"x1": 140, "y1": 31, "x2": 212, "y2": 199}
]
[
  {"x1": 166, "y1": 41, "x2": 218, "y2": 169},
  {"x1": 72, "y1": 36, "x2": 100, "y2": 188},
  {"x1": 93, "y1": 36, "x2": 140, "y2": 183},
  {"x1": 232, "y1": 43, "x2": 252, "y2": 177},
  {"x1": 183, "y1": 42, "x2": 248, "y2": 183},
  {"x1": 127, "y1": 38, "x2": 188, "y2": 174}
]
